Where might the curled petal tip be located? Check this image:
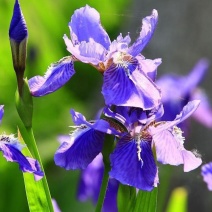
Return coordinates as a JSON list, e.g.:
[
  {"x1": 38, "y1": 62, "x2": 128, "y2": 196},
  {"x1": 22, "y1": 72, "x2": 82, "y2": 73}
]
[
  {"x1": 29, "y1": 56, "x2": 75, "y2": 96},
  {"x1": 9, "y1": 0, "x2": 28, "y2": 42}
]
